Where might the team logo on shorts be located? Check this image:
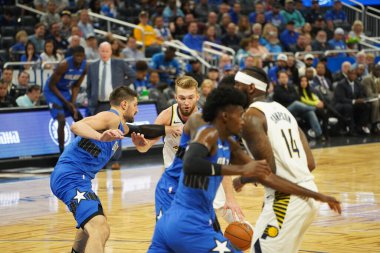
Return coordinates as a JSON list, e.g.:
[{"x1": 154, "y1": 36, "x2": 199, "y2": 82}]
[
  {"x1": 212, "y1": 239, "x2": 231, "y2": 253},
  {"x1": 73, "y1": 190, "x2": 87, "y2": 204},
  {"x1": 48, "y1": 119, "x2": 72, "y2": 146}
]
